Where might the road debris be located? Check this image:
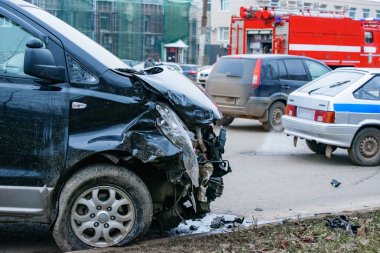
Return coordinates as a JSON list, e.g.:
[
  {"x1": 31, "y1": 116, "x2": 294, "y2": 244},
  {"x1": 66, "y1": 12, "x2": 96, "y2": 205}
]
[
  {"x1": 189, "y1": 225, "x2": 199, "y2": 231},
  {"x1": 330, "y1": 179, "x2": 341, "y2": 188},
  {"x1": 255, "y1": 208, "x2": 263, "y2": 211},
  {"x1": 210, "y1": 216, "x2": 245, "y2": 229},
  {"x1": 172, "y1": 213, "x2": 250, "y2": 236},
  {"x1": 324, "y1": 215, "x2": 361, "y2": 234}
]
